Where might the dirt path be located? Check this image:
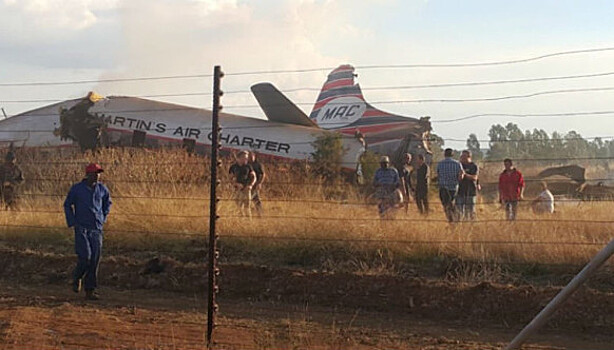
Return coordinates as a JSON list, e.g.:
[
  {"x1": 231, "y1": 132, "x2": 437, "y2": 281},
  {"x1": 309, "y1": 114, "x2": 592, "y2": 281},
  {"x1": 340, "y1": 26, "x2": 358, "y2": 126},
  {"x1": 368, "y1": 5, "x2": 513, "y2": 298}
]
[
  {"x1": 1, "y1": 249, "x2": 613, "y2": 349},
  {"x1": 0, "y1": 281, "x2": 612, "y2": 349}
]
